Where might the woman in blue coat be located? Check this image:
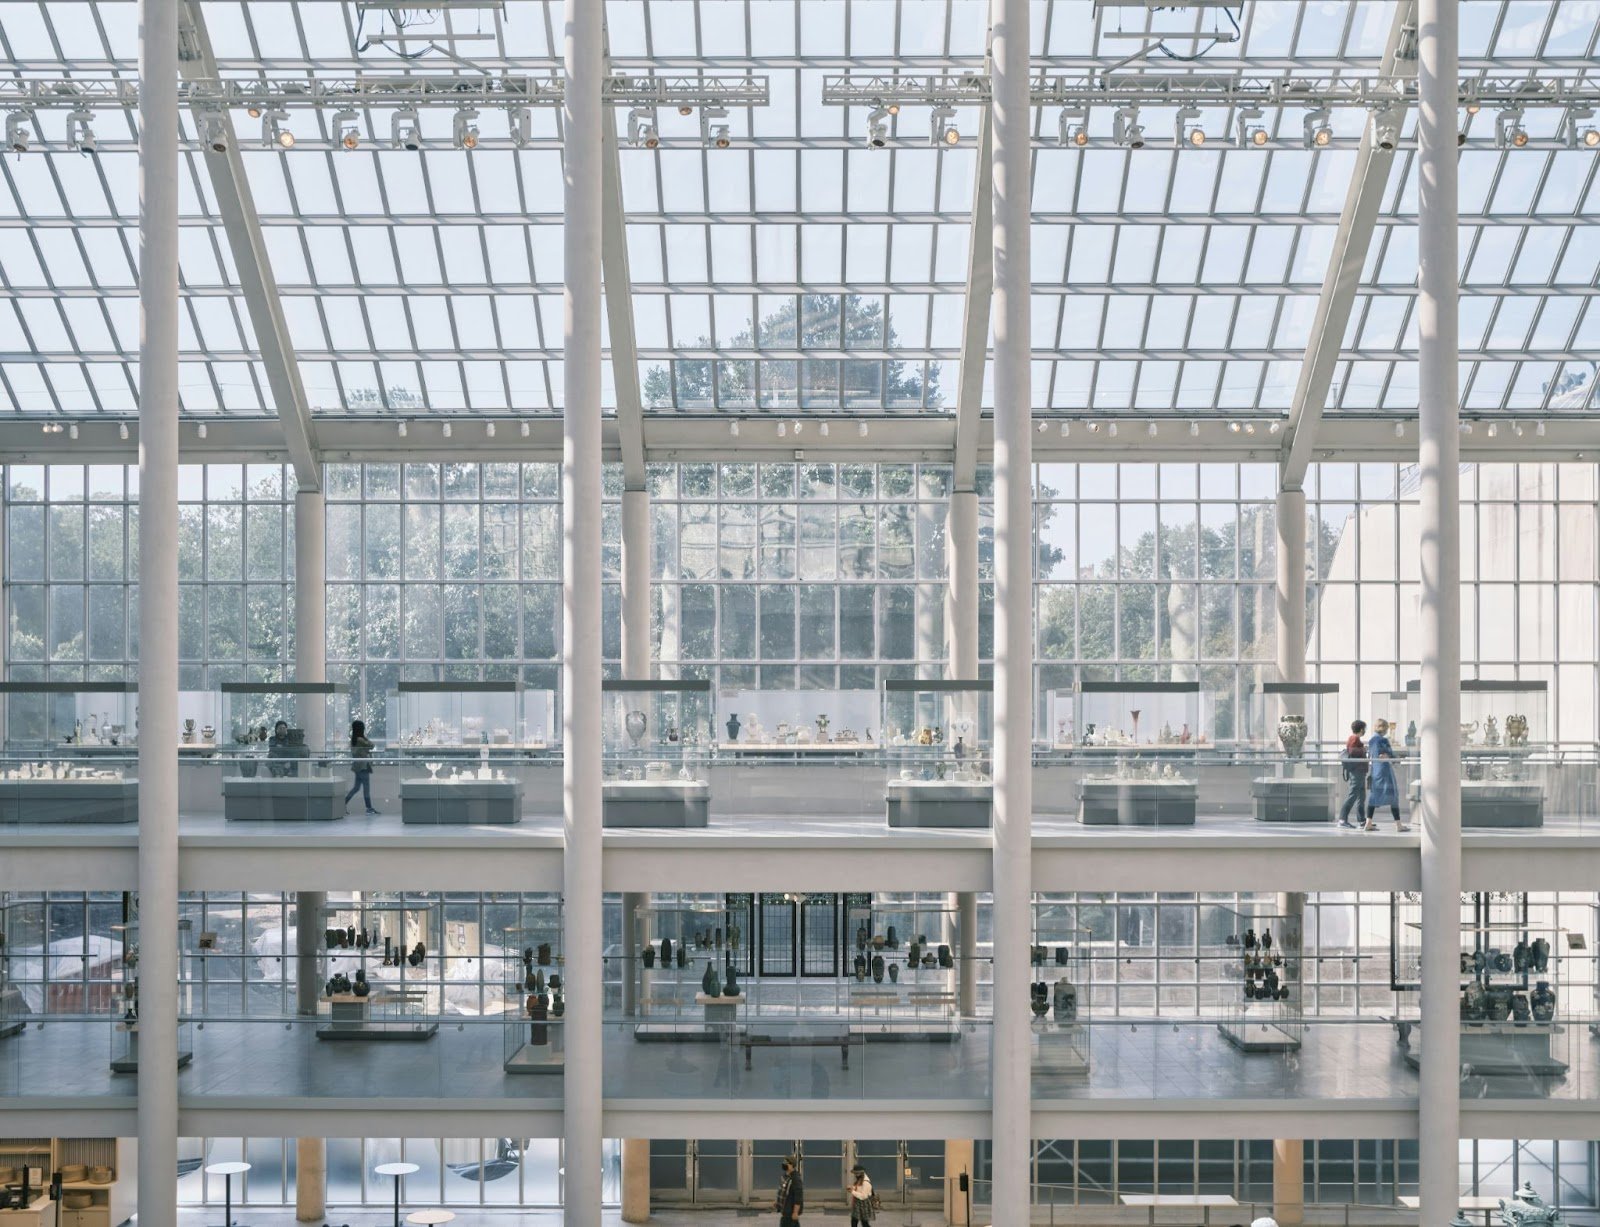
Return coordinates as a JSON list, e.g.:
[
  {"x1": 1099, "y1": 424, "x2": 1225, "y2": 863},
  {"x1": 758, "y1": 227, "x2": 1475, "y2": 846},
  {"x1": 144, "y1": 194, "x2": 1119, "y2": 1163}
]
[{"x1": 1364, "y1": 718, "x2": 1410, "y2": 831}]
